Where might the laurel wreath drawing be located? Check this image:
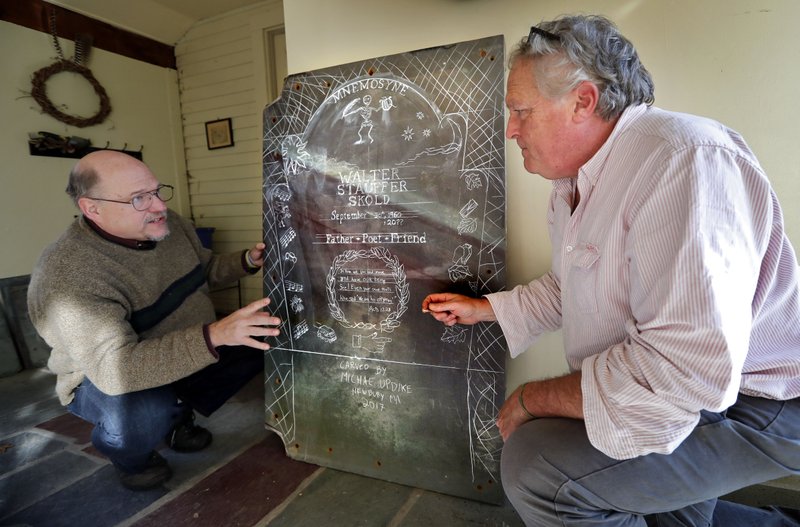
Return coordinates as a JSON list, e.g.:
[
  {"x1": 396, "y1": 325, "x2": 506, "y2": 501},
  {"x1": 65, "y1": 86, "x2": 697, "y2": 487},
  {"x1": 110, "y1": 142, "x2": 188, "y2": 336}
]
[{"x1": 326, "y1": 246, "x2": 409, "y2": 332}]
